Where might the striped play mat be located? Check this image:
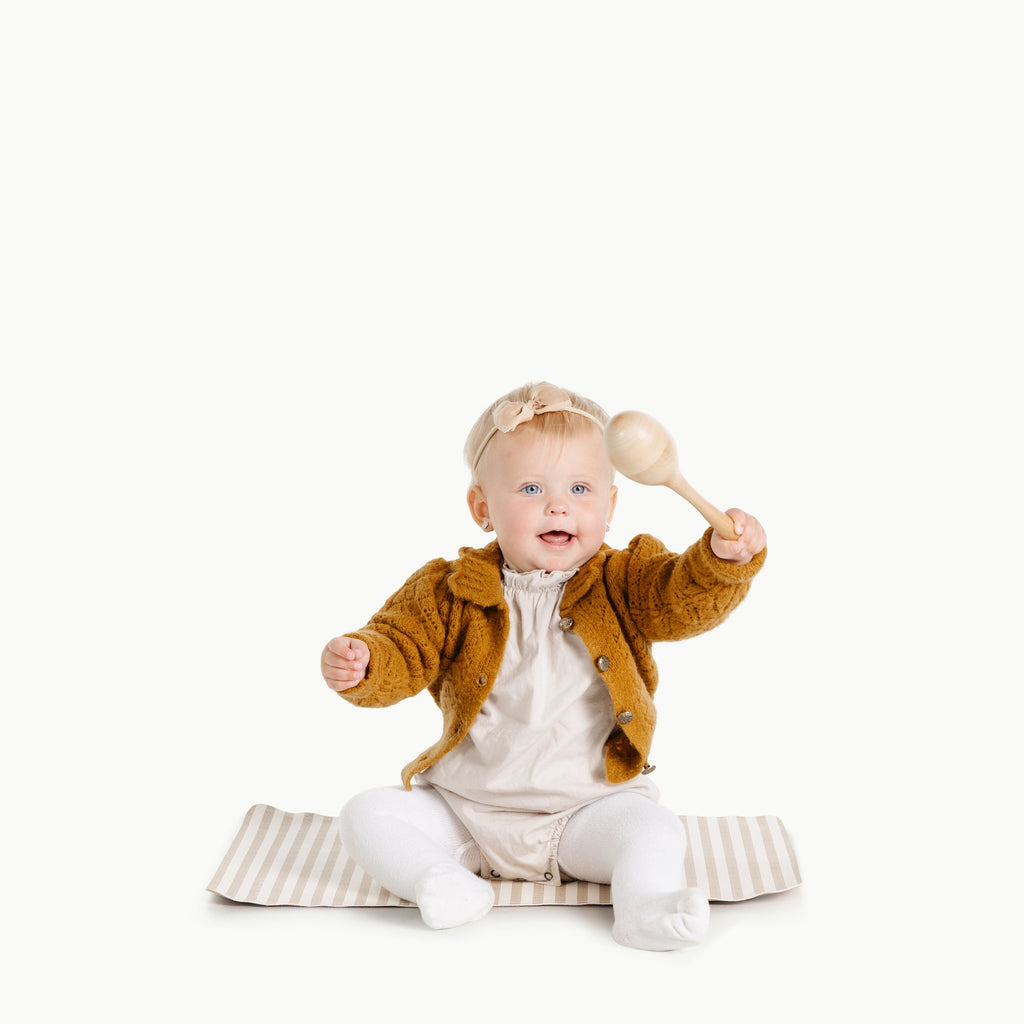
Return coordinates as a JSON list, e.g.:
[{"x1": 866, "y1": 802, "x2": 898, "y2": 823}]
[{"x1": 208, "y1": 804, "x2": 801, "y2": 907}]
